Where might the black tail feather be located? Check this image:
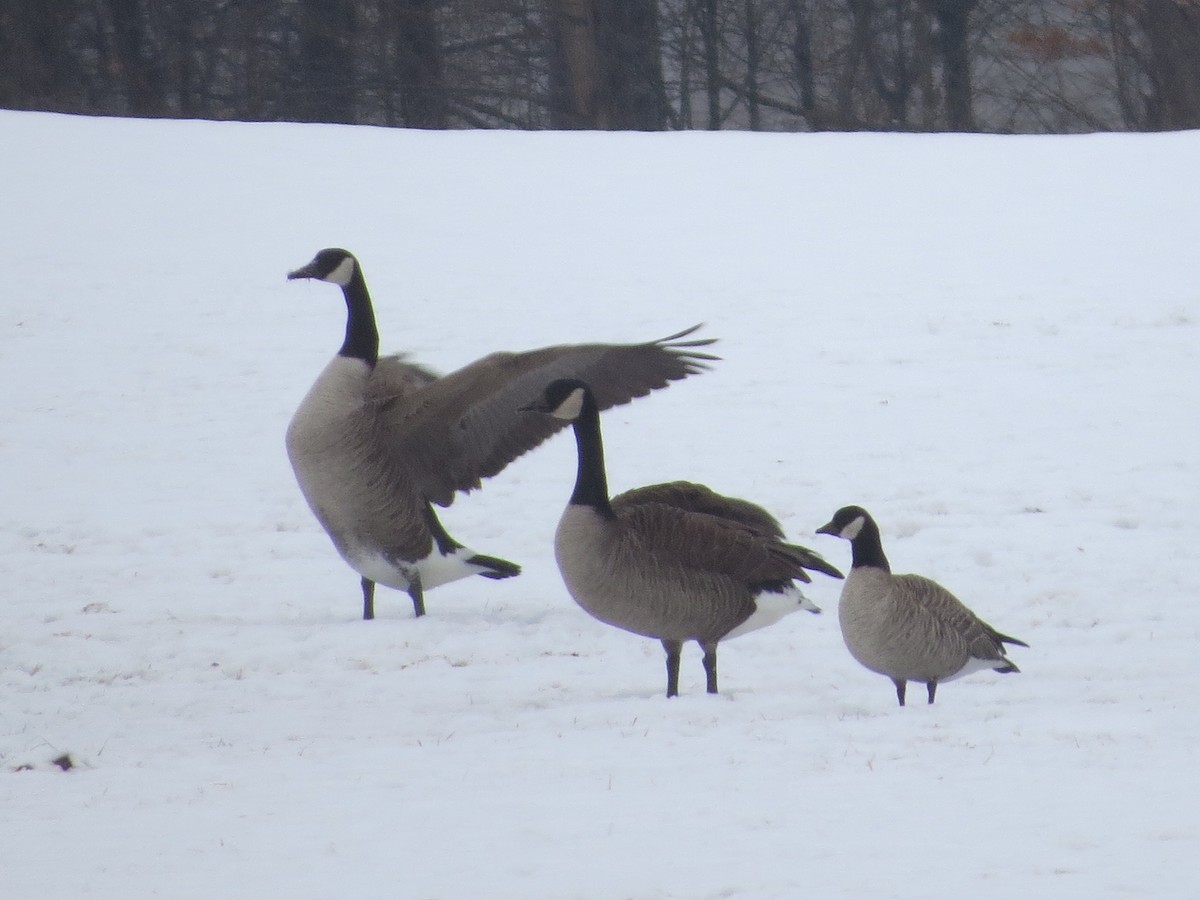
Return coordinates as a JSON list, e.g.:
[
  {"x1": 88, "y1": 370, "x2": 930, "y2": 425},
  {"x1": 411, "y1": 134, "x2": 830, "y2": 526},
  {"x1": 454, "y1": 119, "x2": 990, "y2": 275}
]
[
  {"x1": 782, "y1": 543, "x2": 845, "y2": 581},
  {"x1": 470, "y1": 554, "x2": 521, "y2": 579},
  {"x1": 995, "y1": 630, "x2": 1029, "y2": 649}
]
